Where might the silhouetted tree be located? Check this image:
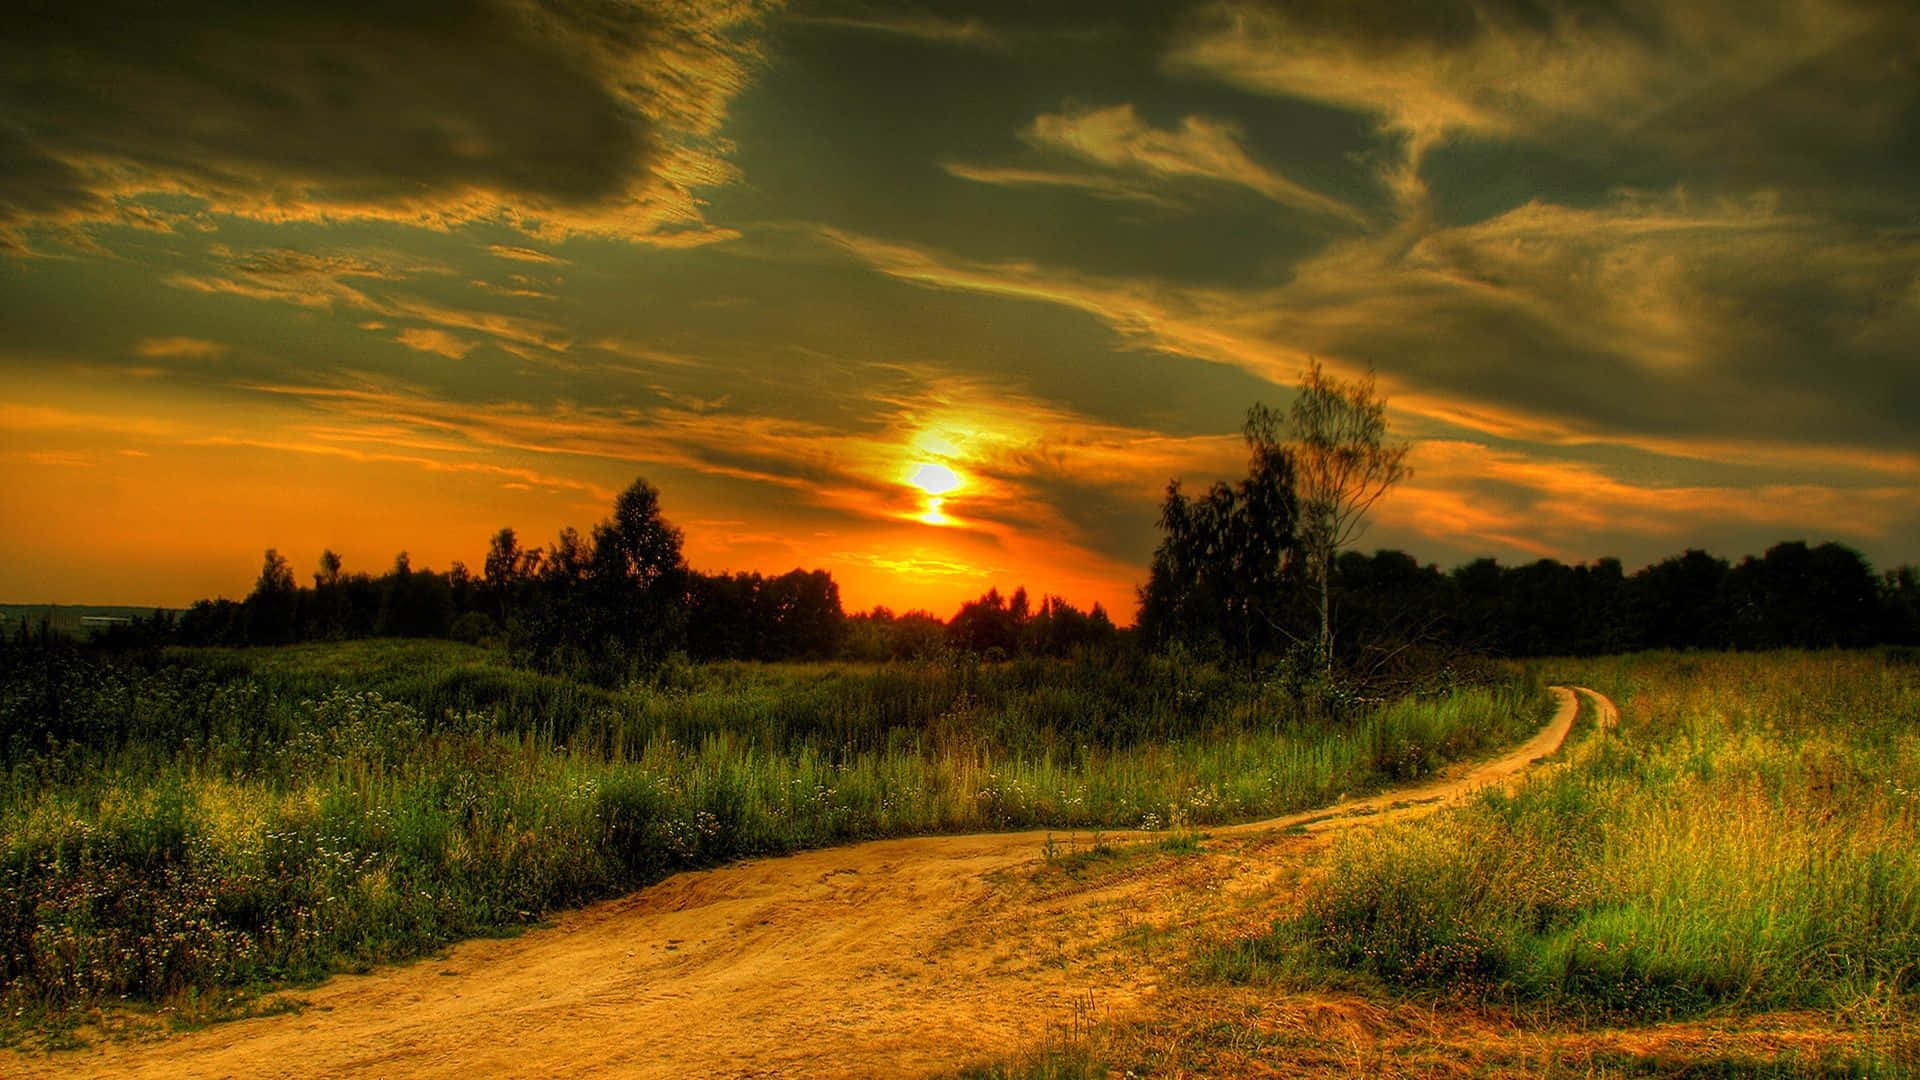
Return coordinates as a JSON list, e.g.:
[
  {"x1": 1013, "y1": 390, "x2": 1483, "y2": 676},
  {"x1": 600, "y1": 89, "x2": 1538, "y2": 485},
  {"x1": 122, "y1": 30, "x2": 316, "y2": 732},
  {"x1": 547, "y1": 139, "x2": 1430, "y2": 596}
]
[
  {"x1": 1138, "y1": 406, "x2": 1300, "y2": 670},
  {"x1": 949, "y1": 587, "x2": 1020, "y2": 658},
  {"x1": 243, "y1": 548, "x2": 298, "y2": 644},
  {"x1": 309, "y1": 549, "x2": 350, "y2": 639},
  {"x1": 1883, "y1": 566, "x2": 1920, "y2": 645},
  {"x1": 841, "y1": 606, "x2": 949, "y2": 661},
  {"x1": 512, "y1": 479, "x2": 689, "y2": 683},
  {"x1": 688, "y1": 568, "x2": 844, "y2": 660},
  {"x1": 1631, "y1": 549, "x2": 1731, "y2": 650},
  {"x1": 588, "y1": 478, "x2": 687, "y2": 672},
  {"x1": 1723, "y1": 541, "x2": 1880, "y2": 649}
]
